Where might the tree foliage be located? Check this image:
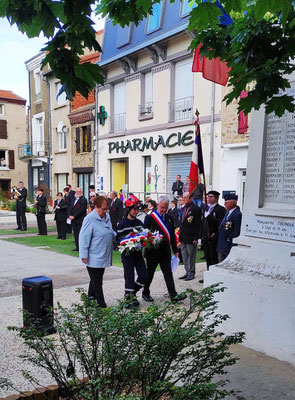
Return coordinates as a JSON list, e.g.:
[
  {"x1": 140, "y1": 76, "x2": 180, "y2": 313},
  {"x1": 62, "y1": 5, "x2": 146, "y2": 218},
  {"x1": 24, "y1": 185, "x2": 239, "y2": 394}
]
[{"x1": 1, "y1": 0, "x2": 295, "y2": 115}]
